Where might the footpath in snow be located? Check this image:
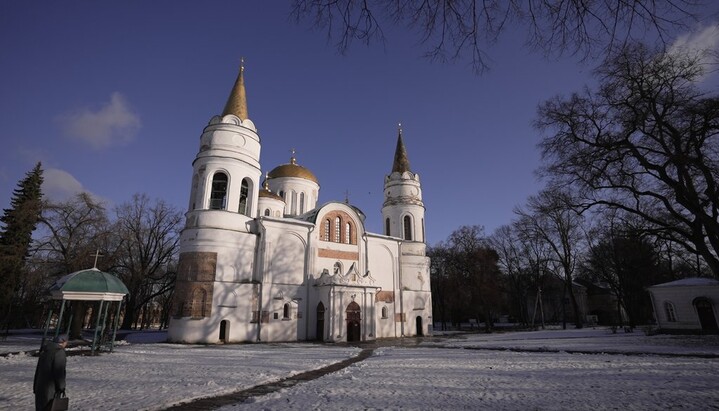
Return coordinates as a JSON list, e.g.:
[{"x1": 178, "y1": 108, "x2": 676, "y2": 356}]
[{"x1": 1, "y1": 327, "x2": 718, "y2": 410}]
